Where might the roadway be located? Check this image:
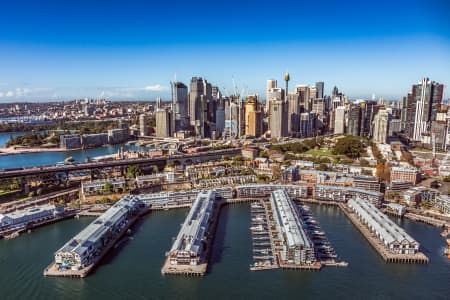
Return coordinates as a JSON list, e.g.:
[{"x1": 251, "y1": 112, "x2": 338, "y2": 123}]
[{"x1": 0, "y1": 148, "x2": 241, "y2": 179}]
